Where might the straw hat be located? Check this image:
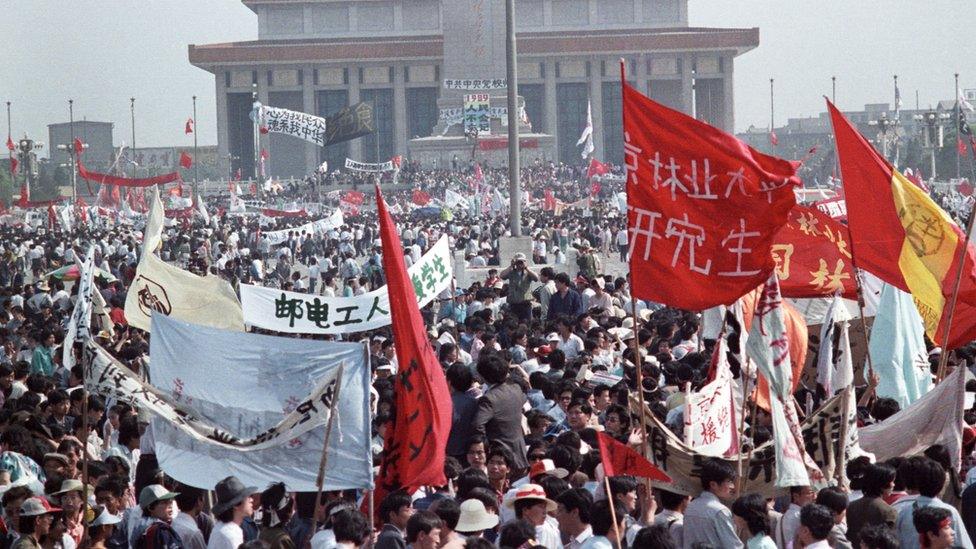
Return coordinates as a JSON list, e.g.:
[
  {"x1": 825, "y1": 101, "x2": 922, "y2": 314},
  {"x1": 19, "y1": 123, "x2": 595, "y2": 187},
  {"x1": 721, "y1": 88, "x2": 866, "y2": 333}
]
[
  {"x1": 503, "y1": 484, "x2": 557, "y2": 511},
  {"x1": 455, "y1": 499, "x2": 499, "y2": 533}
]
